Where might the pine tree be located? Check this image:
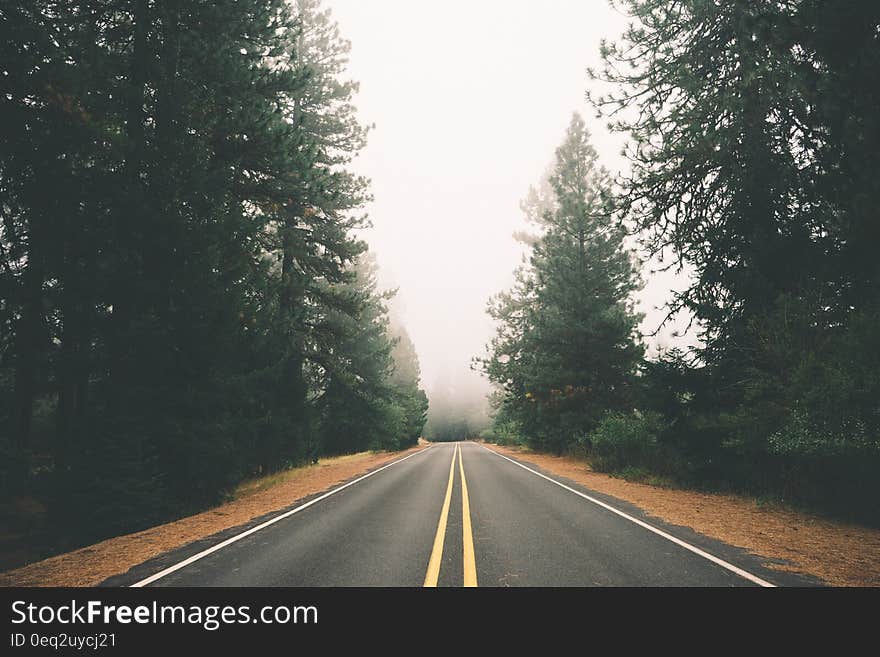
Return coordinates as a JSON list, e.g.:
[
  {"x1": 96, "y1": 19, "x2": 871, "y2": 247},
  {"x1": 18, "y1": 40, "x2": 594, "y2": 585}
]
[
  {"x1": 388, "y1": 323, "x2": 429, "y2": 449},
  {"x1": 481, "y1": 113, "x2": 644, "y2": 453},
  {"x1": 590, "y1": 1, "x2": 823, "y2": 366},
  {"x1": 316, "y1": 252, "x2": 395, "y2": 455},
  {"x1": 592, "y1": 0, "x2": 880, "y2": 514},
  {"x1": 262, "y1": 0, "x2": 372, "y2": 460},
  {"x1": 0, "y1": 0, "x2": 395, "y2": 544}
]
